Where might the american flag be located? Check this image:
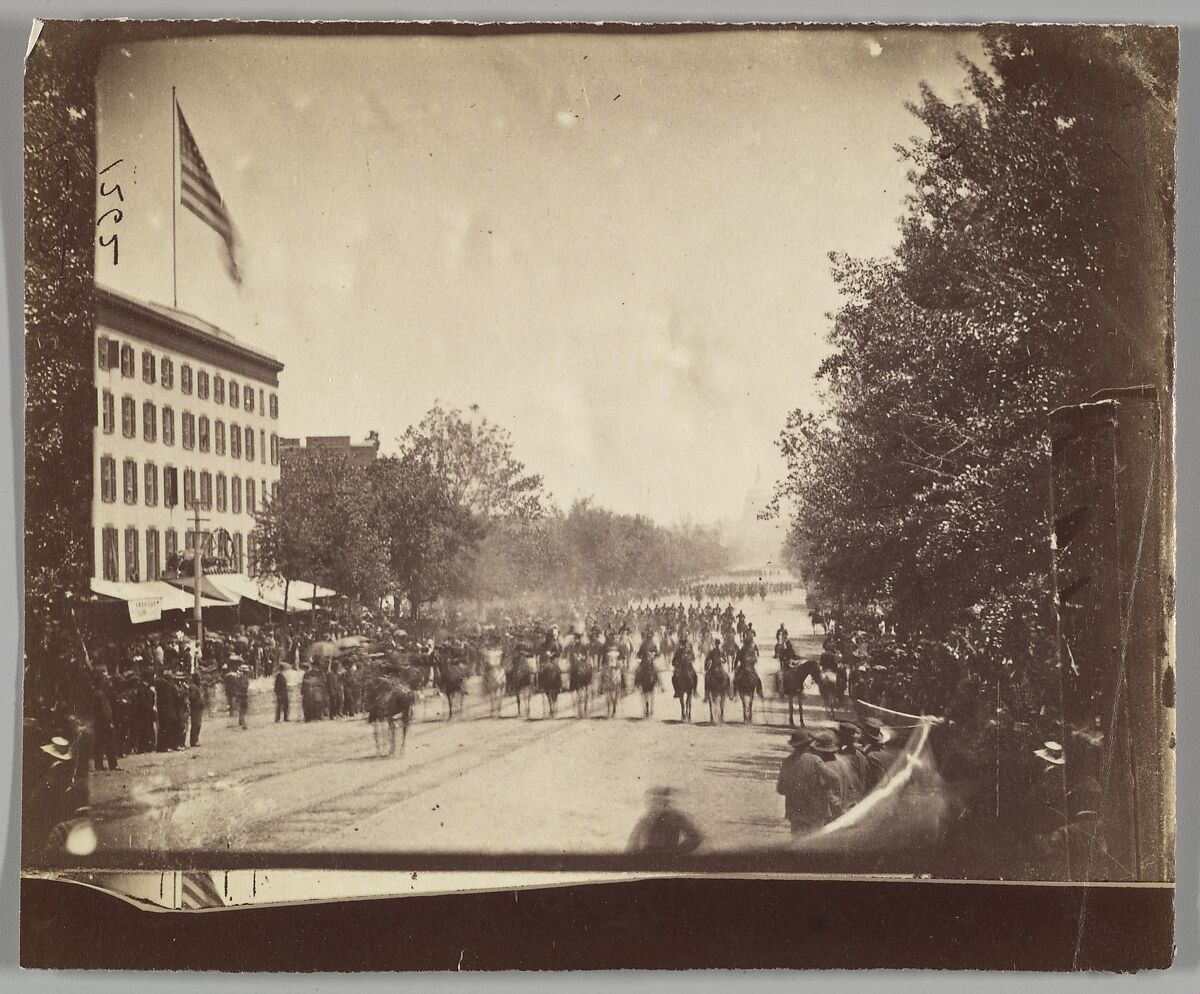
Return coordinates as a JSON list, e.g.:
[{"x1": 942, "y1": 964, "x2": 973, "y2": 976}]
[
  {"x1": 177, "y1": 101, "x2": 242, "y2": 284},
  {"x1": 179, "y1": 871, "x2": 228, "y2": 910}
]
